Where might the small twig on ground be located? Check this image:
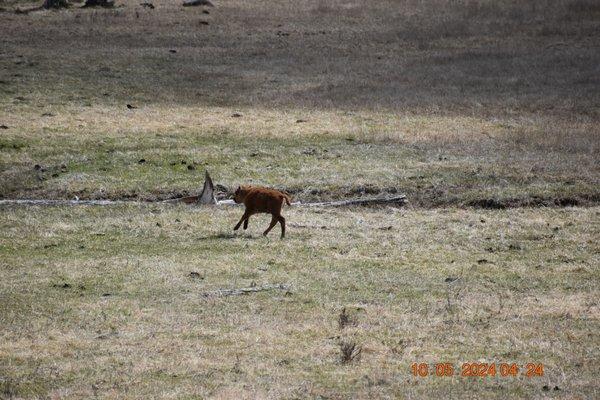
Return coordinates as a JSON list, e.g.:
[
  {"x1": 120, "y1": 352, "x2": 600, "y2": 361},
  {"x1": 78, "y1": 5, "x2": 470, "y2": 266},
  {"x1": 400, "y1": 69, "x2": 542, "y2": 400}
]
[{"x1": 202, "y1": 284, "x2": 290, "y2": 297}]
